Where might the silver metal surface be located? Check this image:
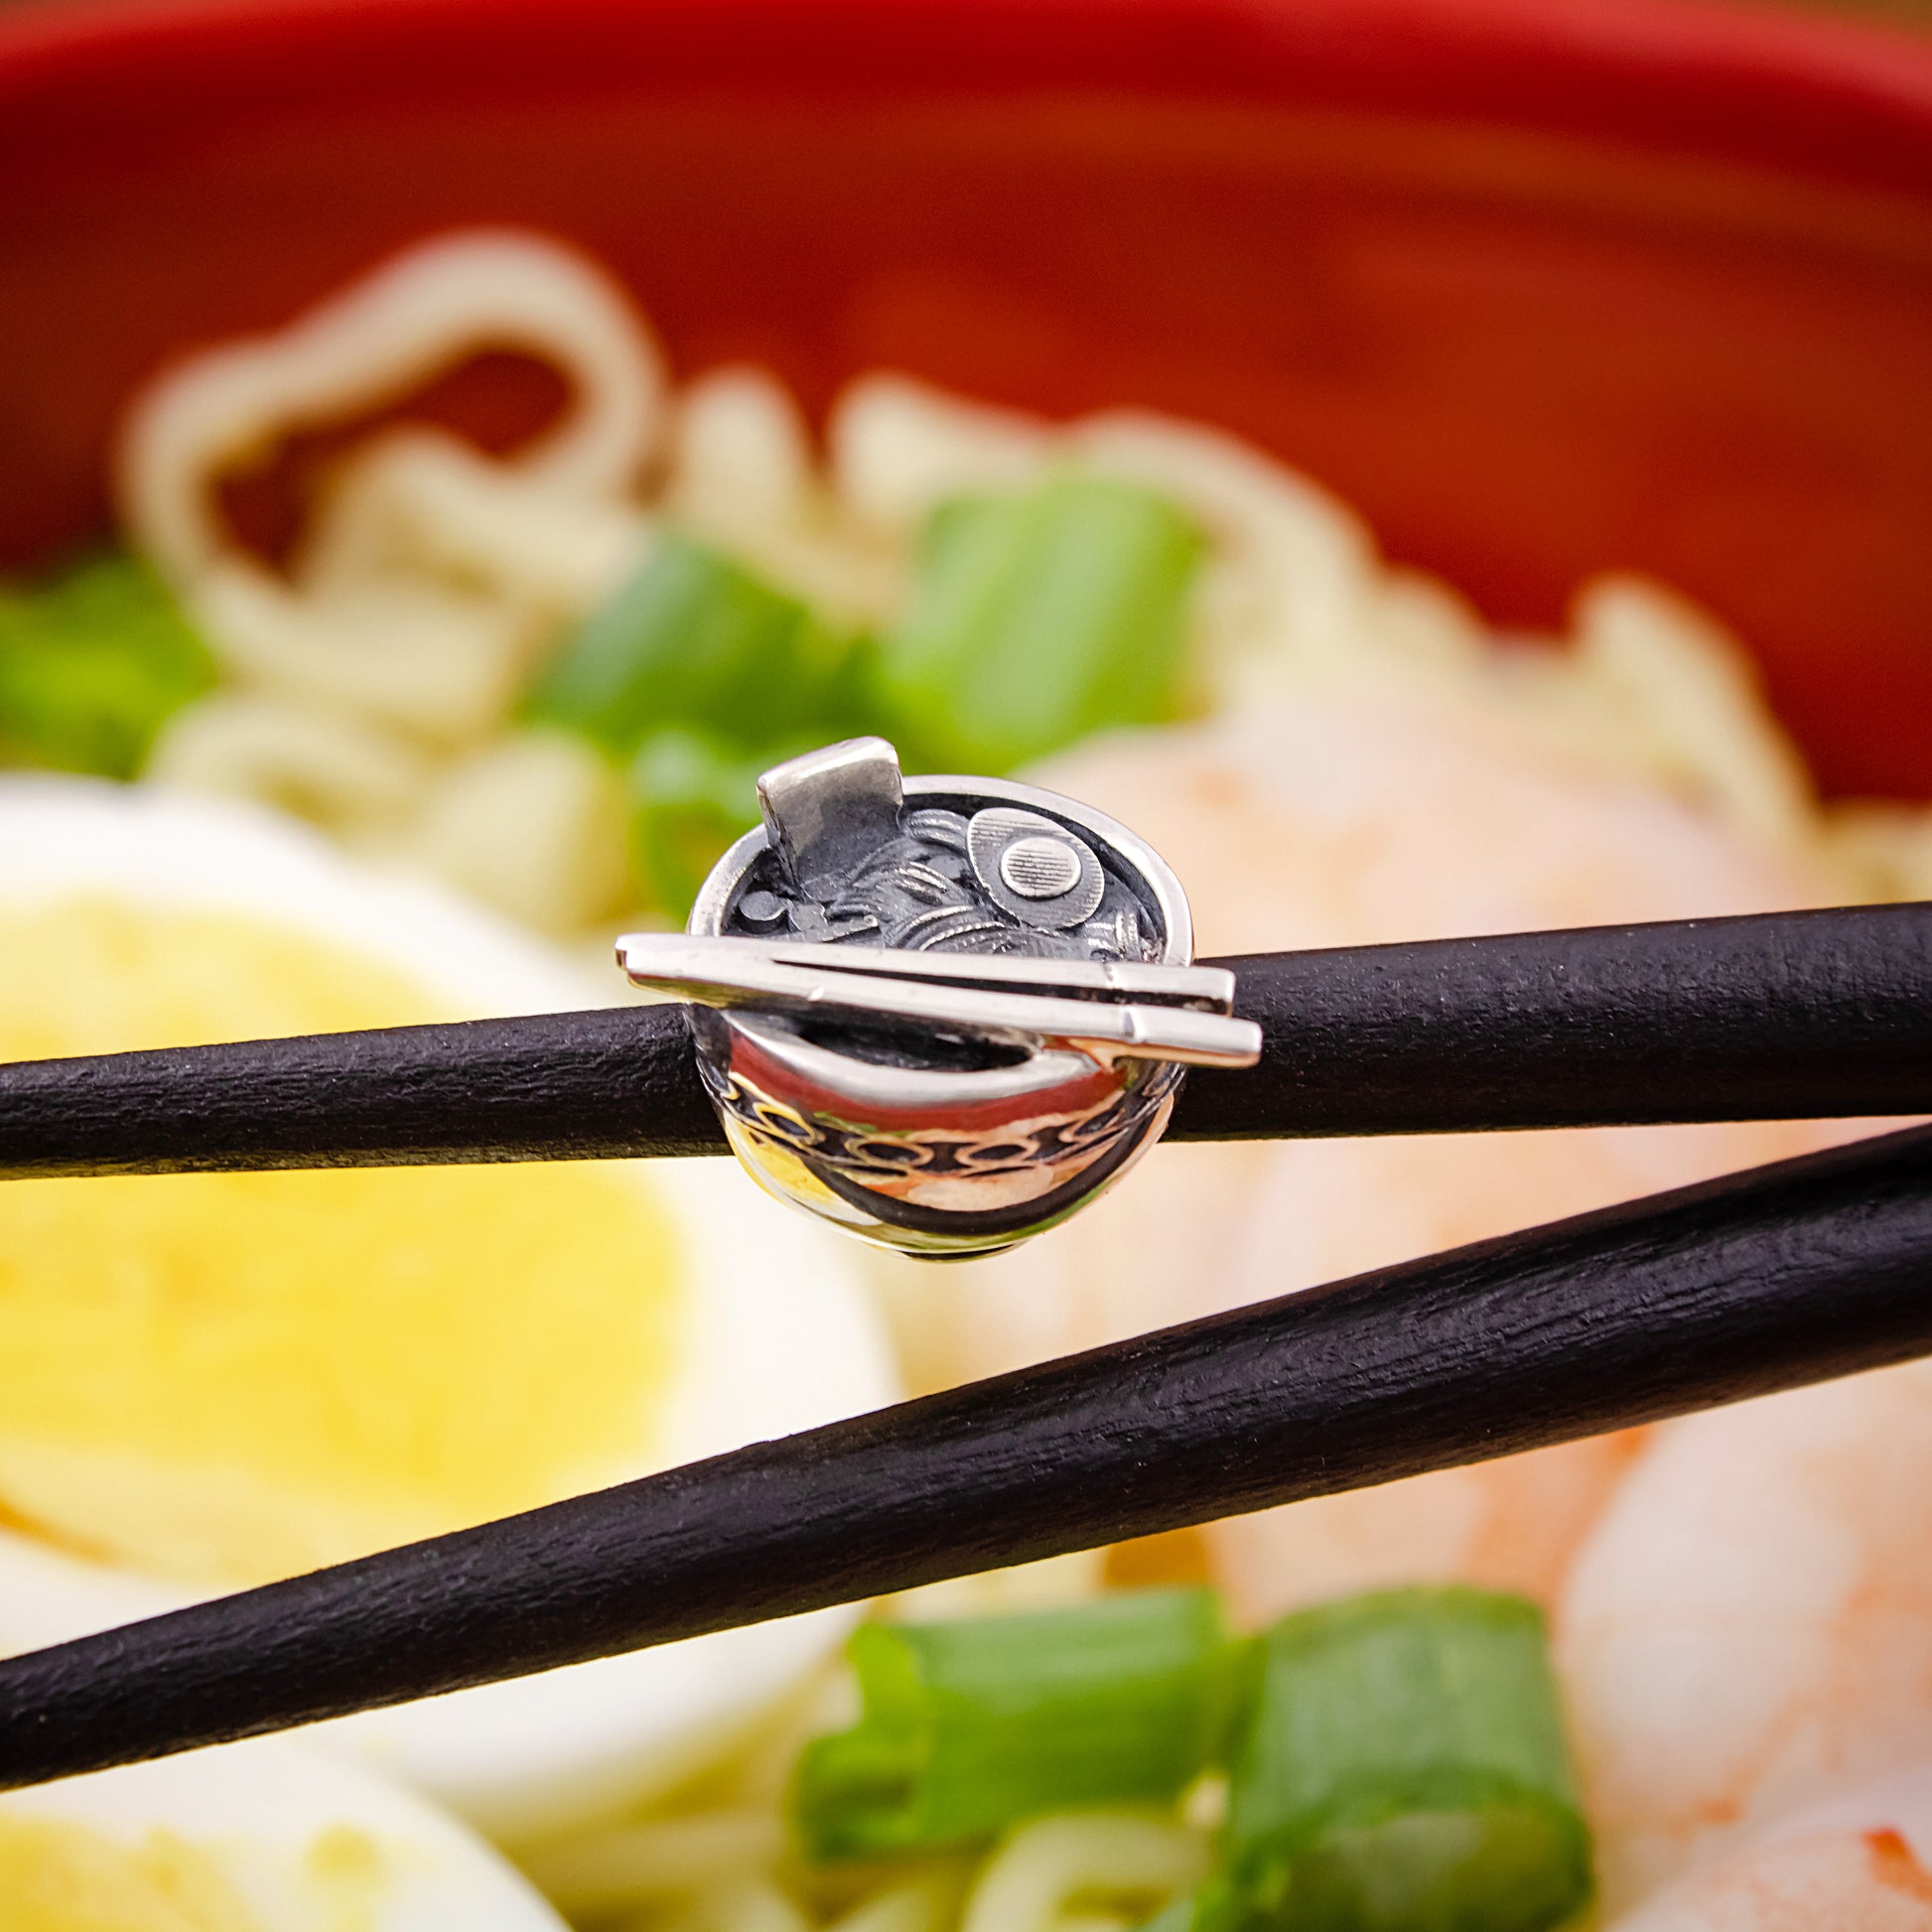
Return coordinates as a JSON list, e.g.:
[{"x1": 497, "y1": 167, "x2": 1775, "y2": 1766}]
[
  {"x1": 619, "y1": 935, "x2": 1261, "y2": 1067},
  {"x1": 1001, "y1": 837, "x2": 1082, "y2": 899},
  {"x1": 967, "y1": 807, "x2": 1107, "y2": 929},
  {"x1": 643, "y1": 738, "x2": 1253, "y2": 1258},
  {"x1": 757, "y1": 737, "x2": 903, "y2": 897}
]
